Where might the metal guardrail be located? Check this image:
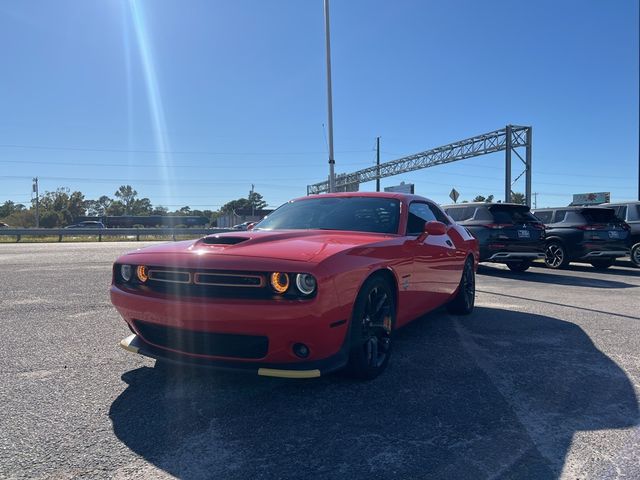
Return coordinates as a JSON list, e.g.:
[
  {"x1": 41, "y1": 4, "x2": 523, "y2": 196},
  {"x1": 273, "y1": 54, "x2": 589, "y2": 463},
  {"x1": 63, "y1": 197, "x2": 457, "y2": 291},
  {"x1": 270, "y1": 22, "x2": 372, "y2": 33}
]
[{"x1": 0, "y1": 228, "x2": 235, "y2": 242}]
